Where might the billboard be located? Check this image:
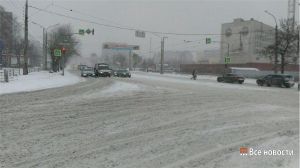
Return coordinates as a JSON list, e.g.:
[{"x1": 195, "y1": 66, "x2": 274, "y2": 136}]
[{"x1": 102, "y1": 42, "x2": 139, "y2": 50}]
